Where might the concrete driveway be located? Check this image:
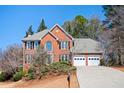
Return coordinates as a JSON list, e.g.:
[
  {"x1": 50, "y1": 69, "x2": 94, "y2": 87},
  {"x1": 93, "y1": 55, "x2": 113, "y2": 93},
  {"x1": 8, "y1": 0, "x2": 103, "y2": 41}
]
[{"x1": 76, "y1": 66, "x2": 124, "y2": 88}]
